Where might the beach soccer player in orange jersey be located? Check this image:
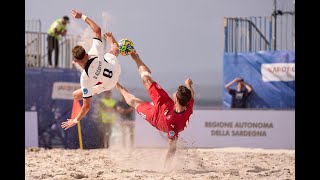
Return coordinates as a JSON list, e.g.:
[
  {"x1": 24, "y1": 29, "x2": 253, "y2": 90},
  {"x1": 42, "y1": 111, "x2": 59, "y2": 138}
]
[{"x1": 115, "y1": 50, "x2": 195, "y2": 168}]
